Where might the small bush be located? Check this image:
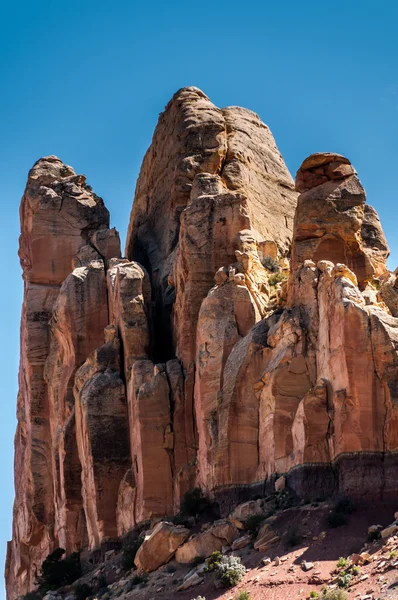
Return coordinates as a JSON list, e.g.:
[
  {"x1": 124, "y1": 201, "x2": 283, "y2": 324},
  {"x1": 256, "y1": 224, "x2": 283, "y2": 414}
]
[
  {"x1": 170, "y1": 513, "x2": 194, "y2": 527},
  {"x1": 261, "y1": 256, "x2": 280, "y2": 272},
  {"x1": 273, "y1": 488, "x2": 296, "y2": 510},
  {"x1": 310, "y1": 592, "x2": 319, "y2": 599},
  {"x1": 321, "y1": 590, "x2": 348, "y2": 600},
  {"x1": 244, "y1": 514, "x2": 265, "y2": 535},
  {"x1": 216, "y1": 555, "x2": 246, "y2": 587},
  {"x1": 390, "y1": 551, "x2": 397, "y2": 559},
  {"x1": 131, "y1": 573, "x2": 148, "y2": 585},
  {"x1": 22, "y1": 593, "x2": 41, "y2": 600},
  {"x1": 235, "y1": 591, "x2": 251, "y2": 600},
  {"x1": 337, "y1": 571, "x2": 352, "y2": 588},
  {"x1": 335, "y1": 497, "x2": 355, "y2": 515},
  {"x1": 122, "y1": 537, "x2": 142, "y2": 571},
  {"x1": 74, "y1": 583, "x2": 93, "y2": 600},
  {"x1": 205, "y1": 551, "x2": 223, "y2": 572},
  {"x1": 165, "y1": 564, "x2": 176, "y2": 573},
  {"x1": 191, "y1": 555, "x2": 205, "y2": 566},
  {"x1": 351, "y1": 565, "x2": 360, "y2": 575},
  {"x1": 285, "y1": 525, "x2": 303, "y2": 547},
  {"x1": 336, "y1": 557, "x2": 349, "y2": 569},
  {"x1": 180, "y1": 488, "x2": 210, "y2": 516},
  {"x1": 268, "y1": 272, "x2": 287, "y2": 286},
  {"x1": 327, "y1": 510, "x2": 348, "y2": 528},
  {"x1": 367, "y1": 529, "x2": 381, "y2": 542},
  {"x1": 36, "y1": 548, "x2": 82, "y2": 592}
]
